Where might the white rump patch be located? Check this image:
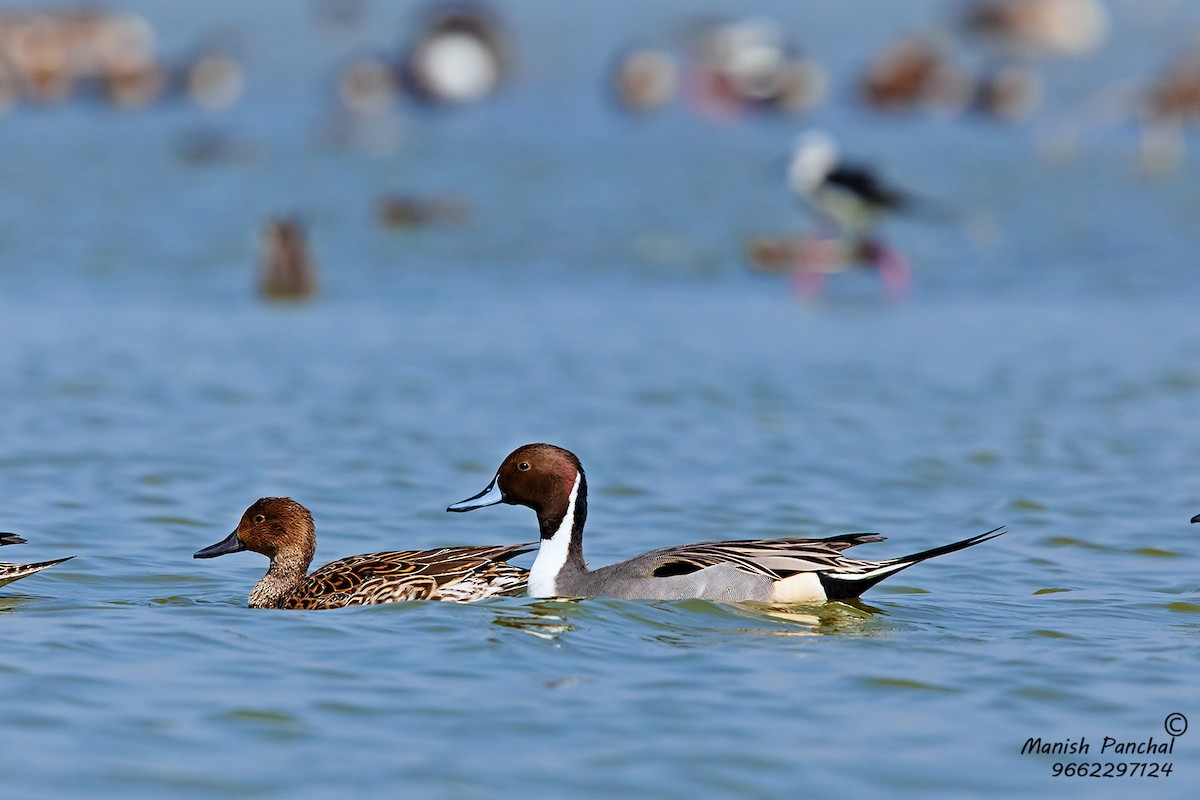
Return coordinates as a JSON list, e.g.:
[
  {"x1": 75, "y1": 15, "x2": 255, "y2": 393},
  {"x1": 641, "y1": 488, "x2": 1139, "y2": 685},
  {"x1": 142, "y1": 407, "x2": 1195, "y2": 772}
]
[{"x1": 769, "y1": 572, "x2": 827, "y2": 604}]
